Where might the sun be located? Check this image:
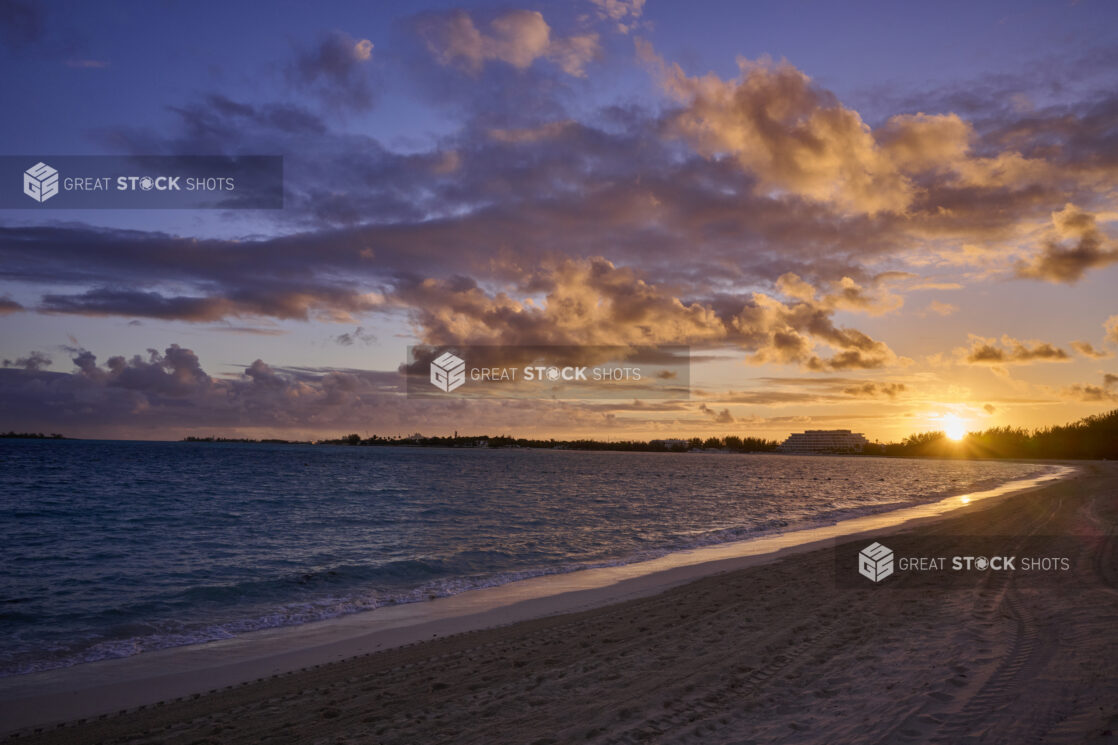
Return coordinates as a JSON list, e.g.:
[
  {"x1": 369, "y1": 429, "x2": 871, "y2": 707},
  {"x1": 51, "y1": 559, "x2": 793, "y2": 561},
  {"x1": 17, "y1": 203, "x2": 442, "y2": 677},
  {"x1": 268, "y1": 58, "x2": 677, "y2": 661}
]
[{"x1": 943, "y1": 414, "x2": 967, "y2": 441}]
